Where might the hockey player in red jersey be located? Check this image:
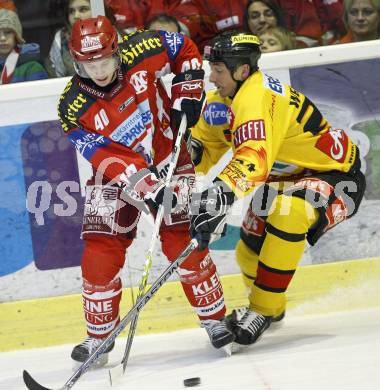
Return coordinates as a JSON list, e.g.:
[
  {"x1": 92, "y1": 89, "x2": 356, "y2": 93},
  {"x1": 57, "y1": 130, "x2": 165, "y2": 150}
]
[{"x1": 58, "y1": 15, "x2": 234, "y2": 364}]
